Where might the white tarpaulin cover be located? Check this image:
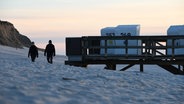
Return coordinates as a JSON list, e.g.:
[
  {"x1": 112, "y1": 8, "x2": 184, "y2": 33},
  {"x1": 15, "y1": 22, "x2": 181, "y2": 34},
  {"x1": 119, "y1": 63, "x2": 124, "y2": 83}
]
[
  {"x1": 167, "y1": 25, "x2": 184, "y2": 55},
  {"x1": 100, "y1": 25, "x2": 141, "y2": 55}
]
